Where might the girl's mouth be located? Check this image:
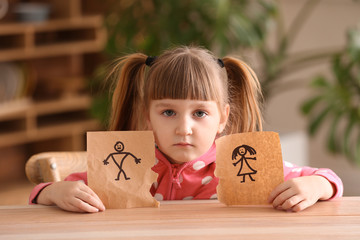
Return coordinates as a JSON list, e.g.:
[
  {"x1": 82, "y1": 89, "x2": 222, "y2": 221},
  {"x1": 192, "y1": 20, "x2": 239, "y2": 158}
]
[{"x1": 174, "y1": 142, "x2": 192, "y2": 147}]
